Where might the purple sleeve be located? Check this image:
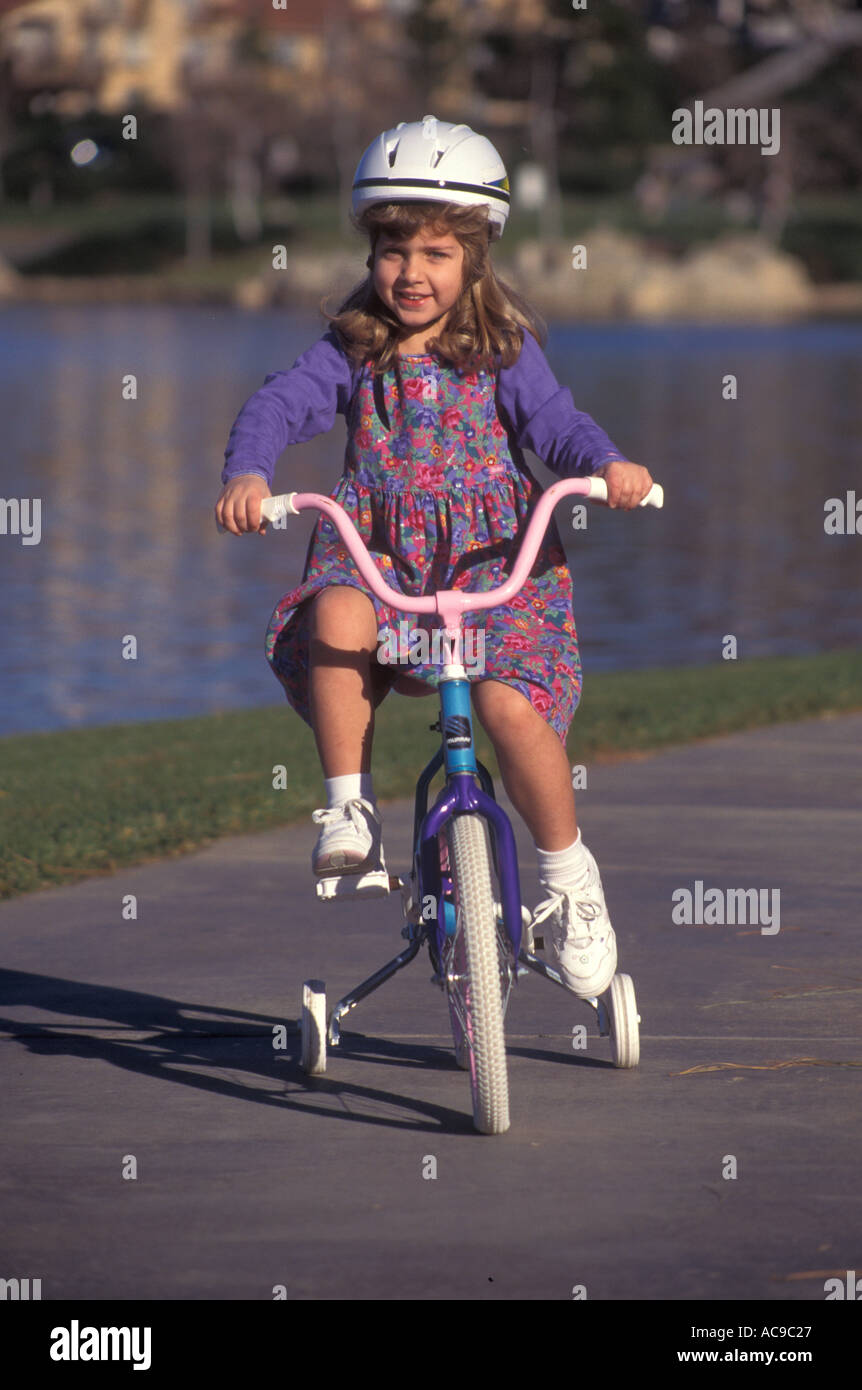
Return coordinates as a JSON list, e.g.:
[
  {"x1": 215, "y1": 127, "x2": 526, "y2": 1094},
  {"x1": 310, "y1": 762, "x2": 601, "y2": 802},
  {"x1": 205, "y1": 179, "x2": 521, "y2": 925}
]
[
  {"x1": 495, "y1": 329, "x2": 626, "y2": 478},
  {"x1": 221, "y1": 329, "x2": 356, "y2": 488}
]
